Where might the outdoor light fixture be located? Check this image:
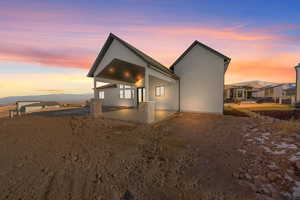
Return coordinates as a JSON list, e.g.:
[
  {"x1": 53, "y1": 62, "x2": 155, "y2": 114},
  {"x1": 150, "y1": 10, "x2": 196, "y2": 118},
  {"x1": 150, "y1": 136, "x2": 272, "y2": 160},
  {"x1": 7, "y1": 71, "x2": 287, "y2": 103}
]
[
  {"x1": 124, "y1": 71, "x2": 130, "y2": 78},
  {"x1": 135, "y1": 79, "x2": 143, "y2": 87},
  {"x1": 109, "y1": 68, "x2": 115, "y2": 73}
]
